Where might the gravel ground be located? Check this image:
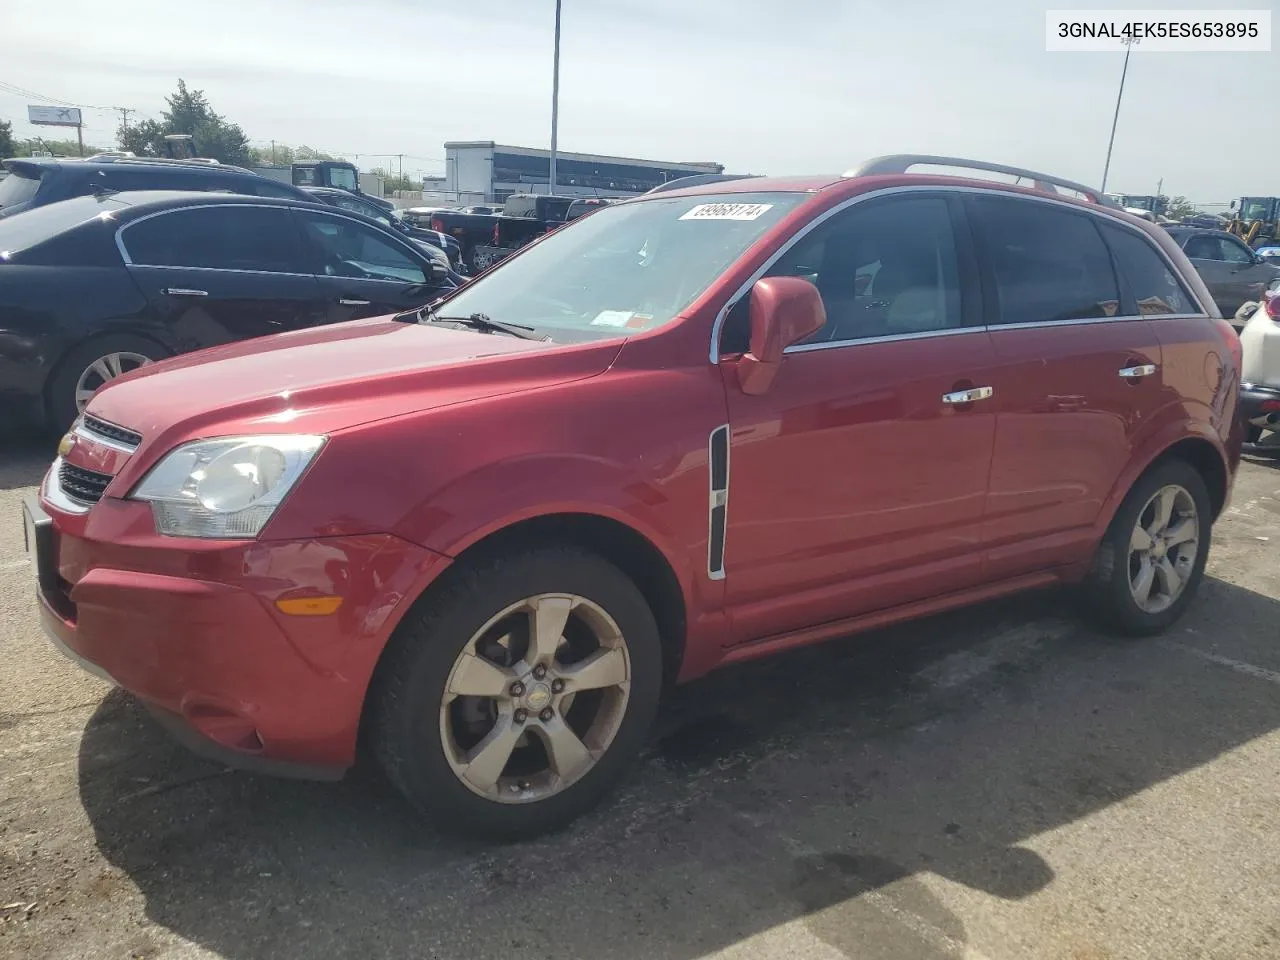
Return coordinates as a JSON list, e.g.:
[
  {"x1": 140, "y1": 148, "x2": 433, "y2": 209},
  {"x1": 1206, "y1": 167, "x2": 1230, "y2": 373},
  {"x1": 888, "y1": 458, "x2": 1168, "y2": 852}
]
[{"x1": 1, "y1": 436, "x2": 1279, "y2": 960}]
